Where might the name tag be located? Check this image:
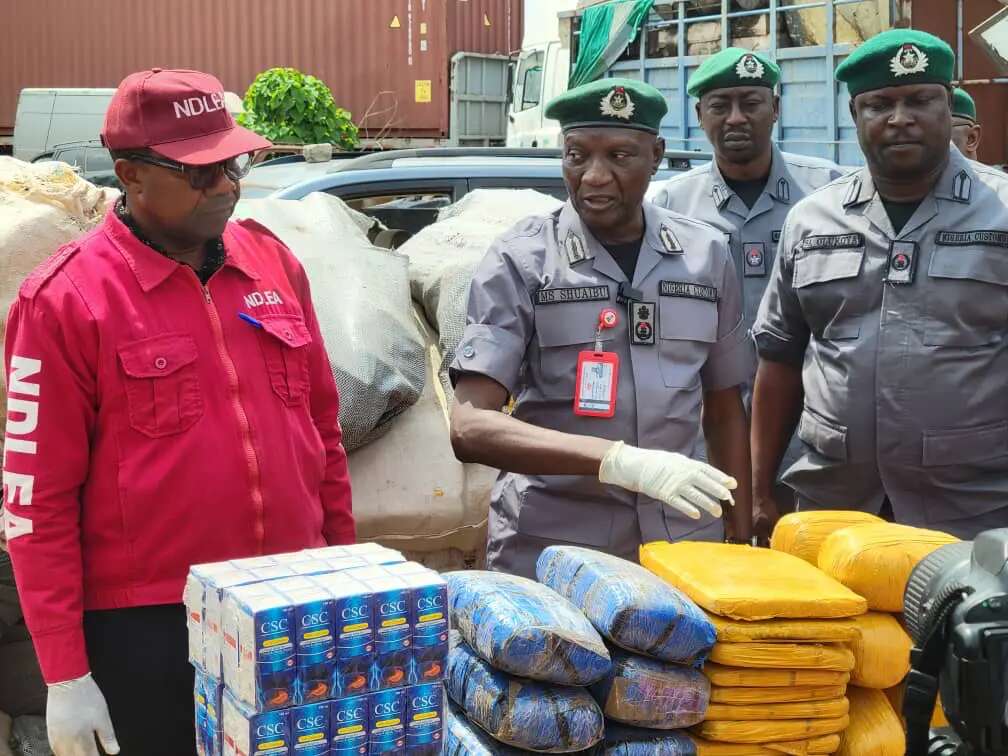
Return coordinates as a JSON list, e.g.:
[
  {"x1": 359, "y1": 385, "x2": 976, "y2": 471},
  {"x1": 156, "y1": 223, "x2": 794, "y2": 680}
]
[
  {"x1": 801, "y1": 233, "x2": 865, "y2": 251},
  {"x1": 535, "y1": 286, "x2": 610, "y2": 306},
  {"x1": 659, "y1": 281, "x2": 718, "y2": 302},
  {"x1": 935, "y1": 230, "x2": 1008, "y2": 248}
]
